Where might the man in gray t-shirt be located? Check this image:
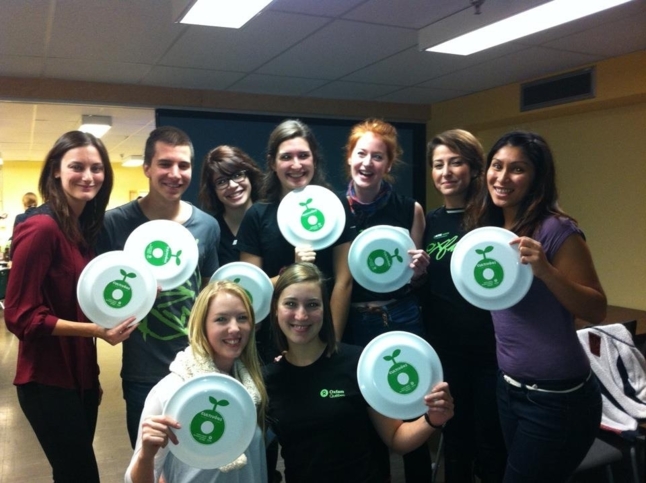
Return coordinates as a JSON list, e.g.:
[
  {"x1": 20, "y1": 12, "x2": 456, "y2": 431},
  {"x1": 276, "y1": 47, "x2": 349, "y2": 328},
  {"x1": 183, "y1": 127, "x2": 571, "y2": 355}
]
[{"x1": 96, "y1": 126, "x2": 220, "y2": 447}]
